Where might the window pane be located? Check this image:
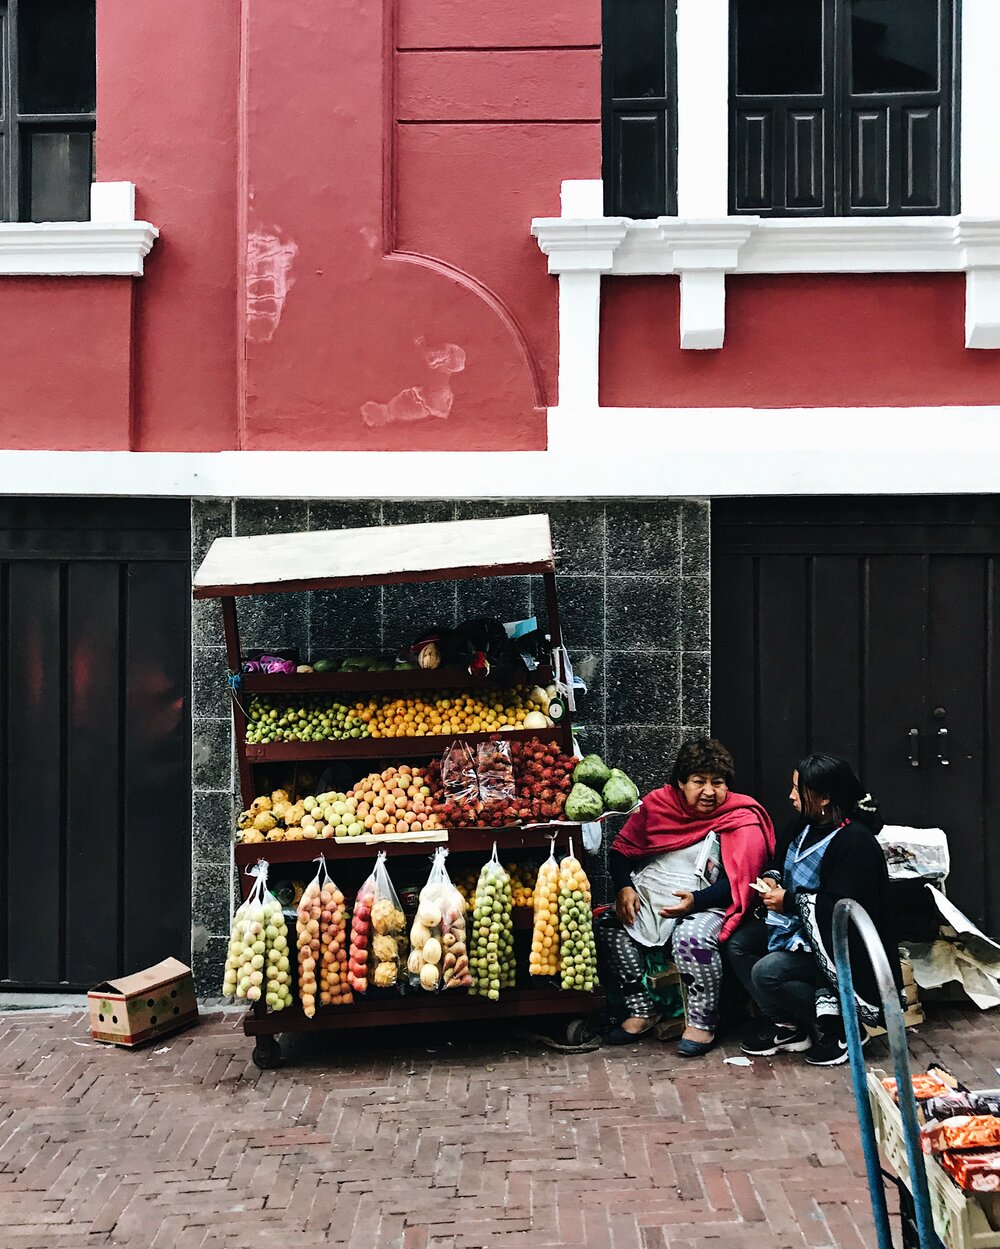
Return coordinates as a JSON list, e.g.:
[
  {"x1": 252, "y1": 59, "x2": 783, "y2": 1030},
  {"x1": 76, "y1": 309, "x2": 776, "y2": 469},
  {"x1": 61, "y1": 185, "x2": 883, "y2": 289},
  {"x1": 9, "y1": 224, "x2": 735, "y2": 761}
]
[
  {"x1": 735, "y1": 0, "x2": 823, "y2": 96},
  {"x1": 609, "y1": 0, "x2": 668, "y2": 100},
  {"x1": 25, "y1": 130, "x2": 92, "y2": 221},
  {"x1": 851, "y1": 0, "x2": 939, "y2": 93},
  {"x1": 18, "y1": 0, "x2": 96, "y2": 114}
]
